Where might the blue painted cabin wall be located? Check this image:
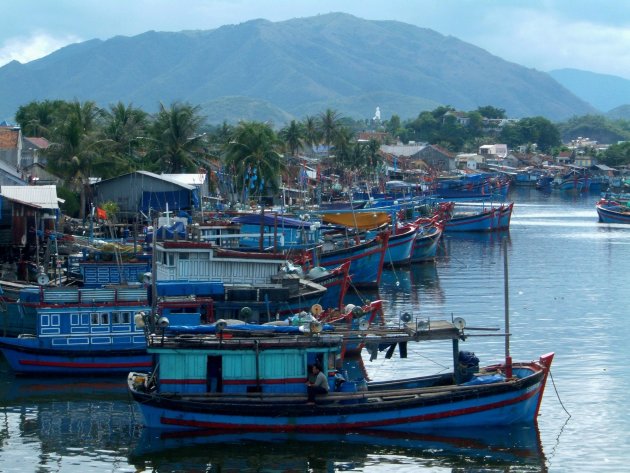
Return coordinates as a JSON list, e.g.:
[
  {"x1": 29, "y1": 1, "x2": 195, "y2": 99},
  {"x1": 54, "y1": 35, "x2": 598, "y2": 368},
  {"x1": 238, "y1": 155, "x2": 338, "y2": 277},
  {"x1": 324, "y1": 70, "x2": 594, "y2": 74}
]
[{"x1": 156, "y1": 347, "x2": 338, "y2": 395}]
